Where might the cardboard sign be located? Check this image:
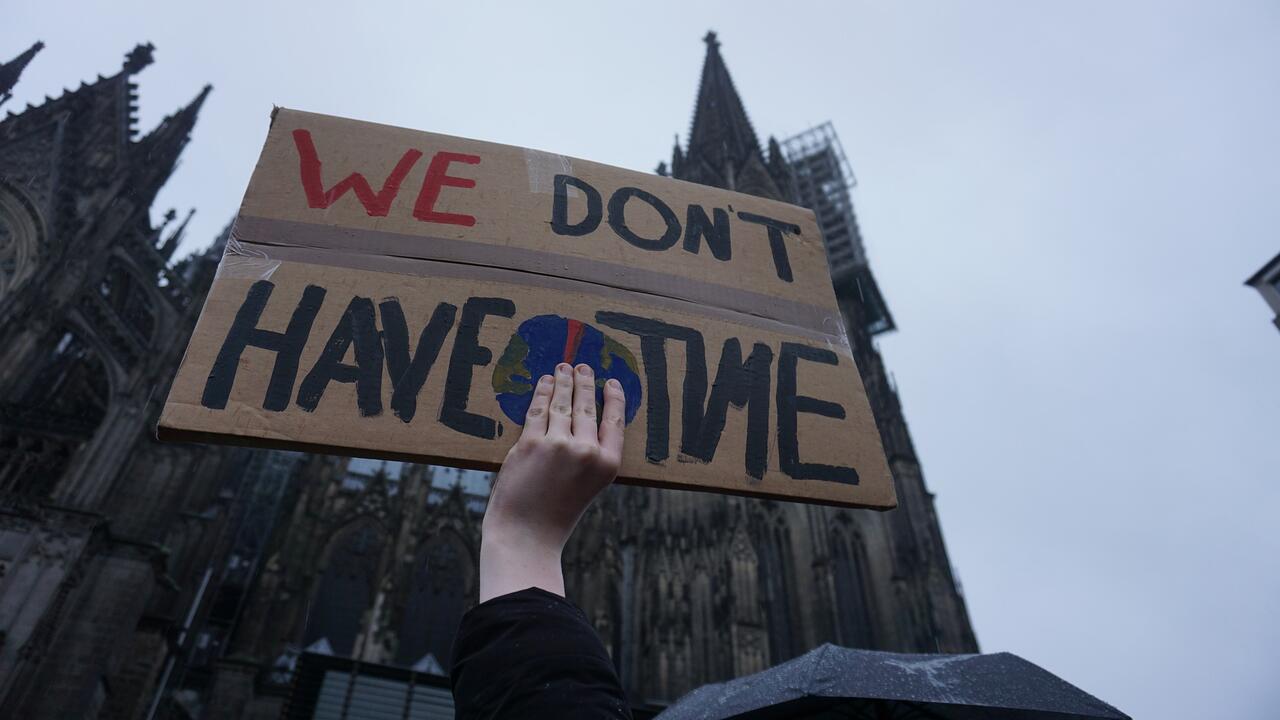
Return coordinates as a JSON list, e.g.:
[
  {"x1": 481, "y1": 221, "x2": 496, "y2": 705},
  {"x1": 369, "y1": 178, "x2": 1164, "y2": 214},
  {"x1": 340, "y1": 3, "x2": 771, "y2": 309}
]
[{"x1": 158, "y1": 109, "x2": 896, "y2": 509}]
